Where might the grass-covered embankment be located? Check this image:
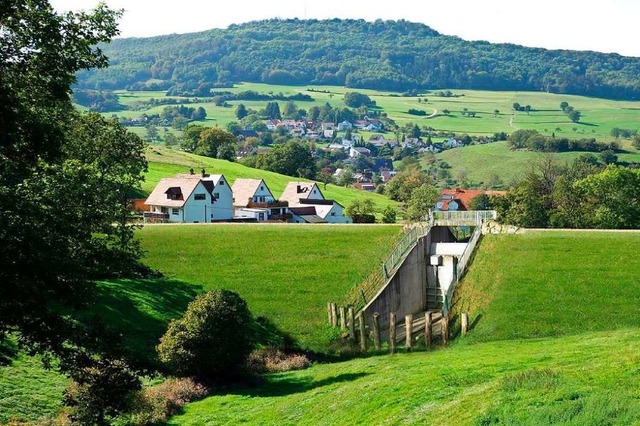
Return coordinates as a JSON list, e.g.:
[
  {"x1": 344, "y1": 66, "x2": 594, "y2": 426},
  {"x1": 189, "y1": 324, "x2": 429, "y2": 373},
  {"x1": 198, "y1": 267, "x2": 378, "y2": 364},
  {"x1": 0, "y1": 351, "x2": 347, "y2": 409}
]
[{"x1": 171, "y1": 230, "x2": 640, "y2": 425}]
